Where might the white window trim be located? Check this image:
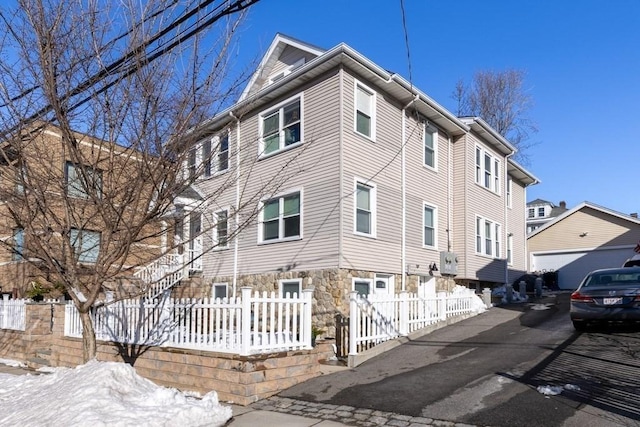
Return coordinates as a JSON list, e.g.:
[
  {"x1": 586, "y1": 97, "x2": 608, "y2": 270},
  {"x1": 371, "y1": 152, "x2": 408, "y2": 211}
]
[
  {"x1": 212, "y1": 282, "x2": 228, "y2": 300},
  {"x1": 506, "y1": 177, "x2": 513, "y2": 209},
  {"x1": 258, "y1": 94, "x2": 304, "y2": 159},
  {"x1": 278, "y1": 278, "x2": 302, "y2": 298},
  {"x1": 475, "y1": 215, "x2": 502, "y2": 259},
  {"x1": 353, "y1": 178, "x2": 377, "y2": 238},
  {"x1": 422, "y1": 202, "x2": 438, "y2": 249},
  {"x1": 423, "y1": 123, "x2": 438, "y2": 171},
  {"x1": 354, "y1": 80, "x2": 376, "y2": 141},
  {"x1": 212, "y1": 207, "x2": 230, "y2": 250},
  {"x1": 507, "y1": 234, "x2": 514, "y2": 265},
  {"x1": 474, "y1": 145, "x2": 501, "y2": 194},
  {"x1": 352, "y1": 278, "x2": 373, "y2": 296},
  {"x1": 258, "y1": 187, "x2": 303, "y2": 244}
]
